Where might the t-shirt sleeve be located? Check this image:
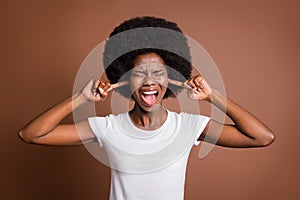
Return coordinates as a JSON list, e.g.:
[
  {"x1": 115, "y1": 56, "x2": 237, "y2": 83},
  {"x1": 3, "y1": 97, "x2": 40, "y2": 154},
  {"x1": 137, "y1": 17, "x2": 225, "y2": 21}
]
[
  {"x1": 88, "y1": 116, "x2": 110, "y2": 147},
  {"x1": 181, "y1": 113, "x2": 210, "y2": 146},
  {"x1": 193, "y1": 115, "x2": 211, "y2": 145},
  {"x1": 182, "y1": 113, "x2": 211, "y2": 146}
]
